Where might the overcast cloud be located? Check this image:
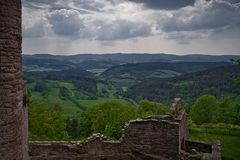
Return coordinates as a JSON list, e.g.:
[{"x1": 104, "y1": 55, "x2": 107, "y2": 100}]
[
  {"x1": 22, "y1": 0, "x2": 240, "y2": 55},
  {"x1": 130, "y1": 0, "x2": 195, "y2": 10}
]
